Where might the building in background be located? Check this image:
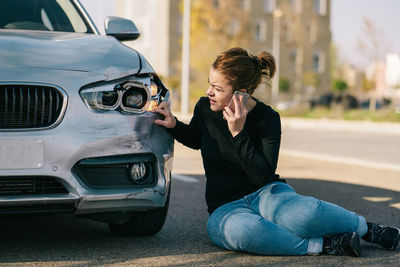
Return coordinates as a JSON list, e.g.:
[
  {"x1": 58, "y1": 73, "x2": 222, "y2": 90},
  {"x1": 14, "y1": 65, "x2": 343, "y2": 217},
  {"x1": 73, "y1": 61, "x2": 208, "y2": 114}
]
[
  {"x1": 385, "y1": 54, "x2": 400, "y2": 108},
  {"x1": 341, "y1": 63, "x2": 363, "y2": 92},
  {"x1": 113, "y1": 0, "x2": 331, "y2": 107},
  {"x1": 364, "y1": 54, "x2": 400, "y2": 98},
  {"x1": 386, "y1": 54, "x2": 400, "y2": 94},
  {"x1": 248, "y1": 0, "x2": 331, "y2": 103},
  {"x1": 366, "y1": 62, "x2": 386, "y2": 100}
]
